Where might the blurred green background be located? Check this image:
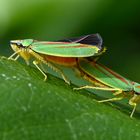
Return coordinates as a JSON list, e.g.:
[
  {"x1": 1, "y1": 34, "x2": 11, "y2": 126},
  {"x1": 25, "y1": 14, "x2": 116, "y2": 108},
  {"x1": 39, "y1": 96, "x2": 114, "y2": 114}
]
[{"x1": 0, "y1": 0, "x2": 140, "y2": 82}]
